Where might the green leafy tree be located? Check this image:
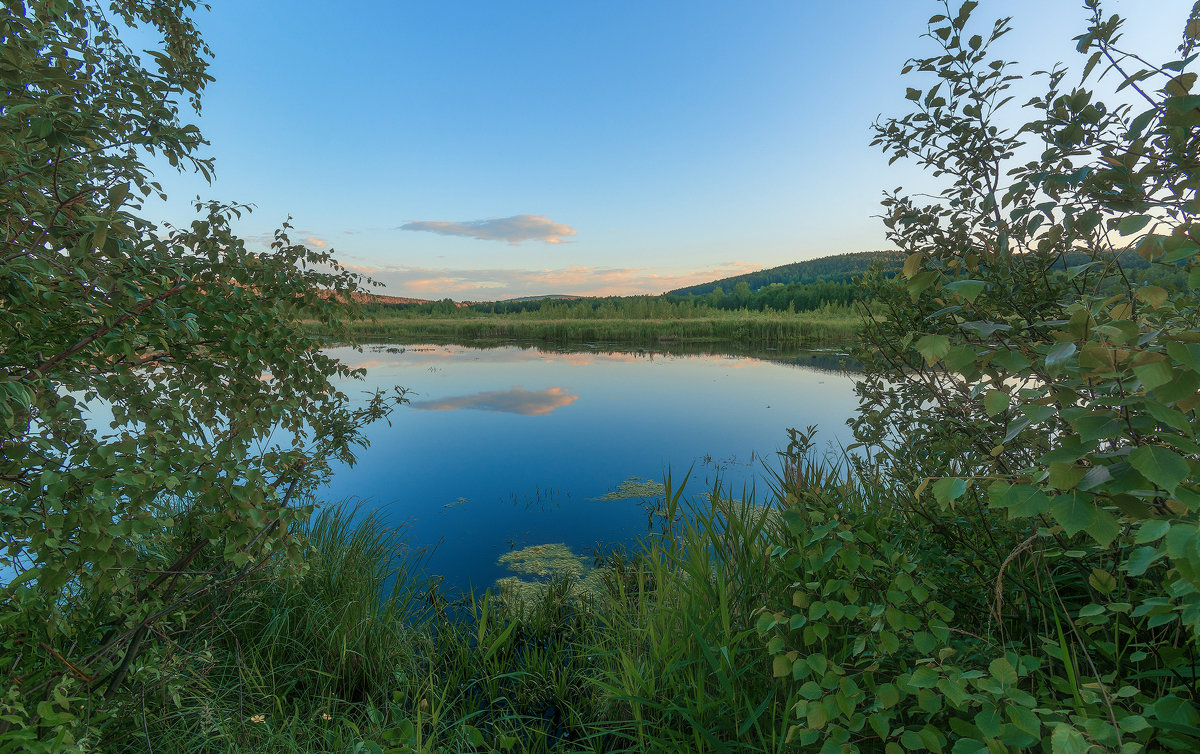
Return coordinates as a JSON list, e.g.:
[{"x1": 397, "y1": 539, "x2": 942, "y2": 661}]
[
  {"x1": 1, "y1": 1, "x2": 402, "y2": 745},
  {"x1": 762, "y1": 1, "x2": 1200, "y2": 751}
]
